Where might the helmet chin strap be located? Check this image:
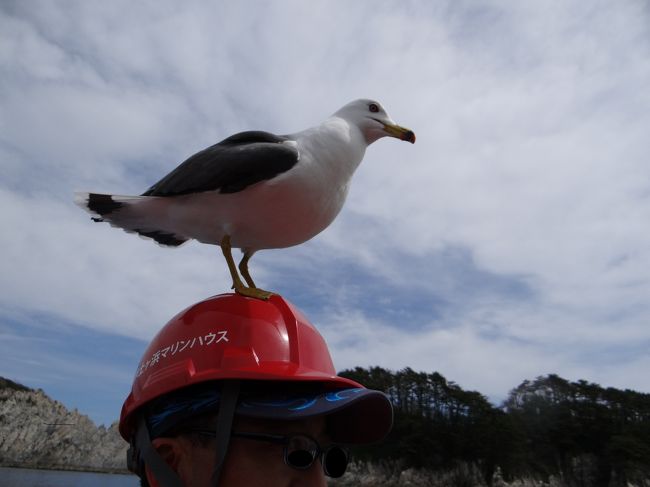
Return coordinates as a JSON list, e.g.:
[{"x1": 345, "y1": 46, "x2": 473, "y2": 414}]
[
  {"x1": 130, "y1": 416, "x2": 183, "y2": 487},
  {"x1": 210, "y1": 380, "x2": 240, "y2": 486},
  {"x1": 129, "y1": 380, "x2": 241, "y2": 487}
]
